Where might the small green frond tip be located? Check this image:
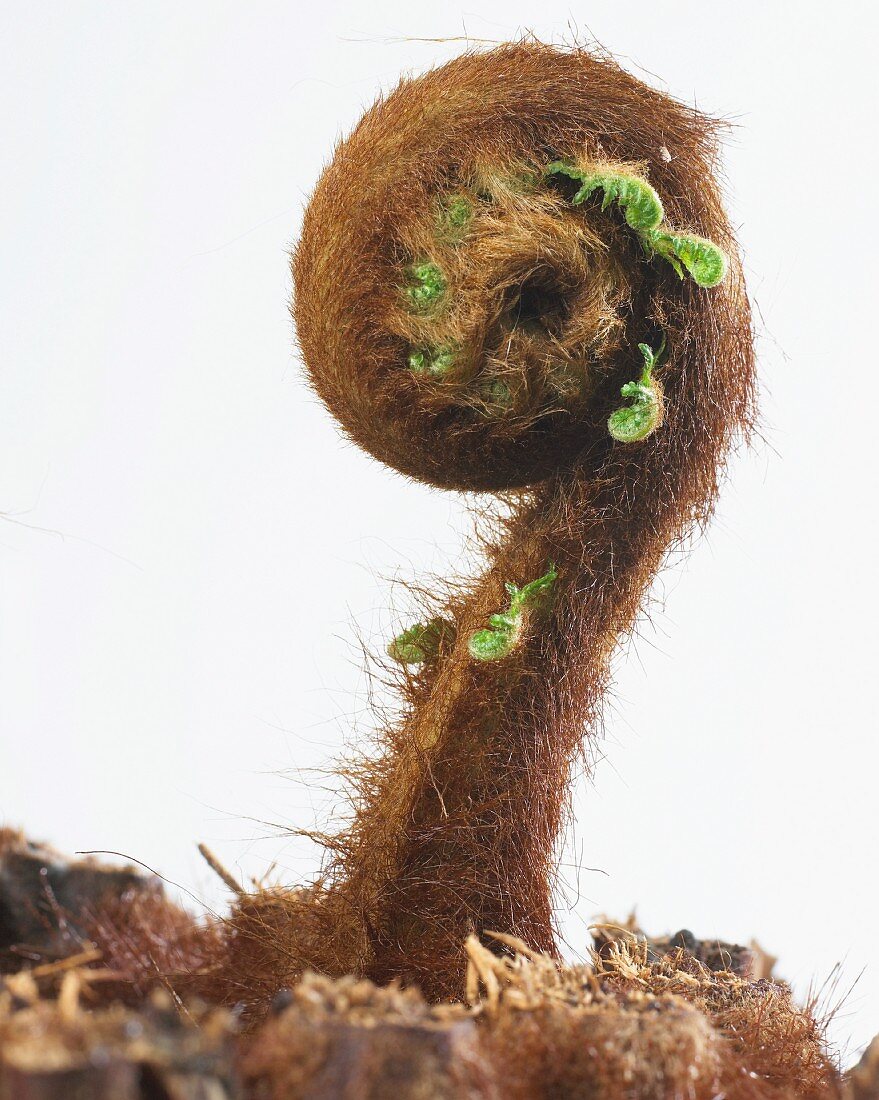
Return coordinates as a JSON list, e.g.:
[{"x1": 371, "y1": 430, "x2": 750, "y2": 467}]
[
  {"x1": 436, "y1": 194, "x2": 473, "y2": 240},
  {"x1": 547, "y1": 161, "x2": 727, "y2": 288},
  {"x1": 468, "y1": 565, "x2": 558, "y2": 662},
  {"x1": 388, "y1": 618, "x2": 456, "y2": 666},
  {"x1": 409, "y1": 346, "x2": 456, "y2": 377},
  {"x1": 546, "y1": 162, "x2": 664, "y2": 230},
  {"x1": 480, "y1": 378, "x2": 513, "y2": 412},
  {"x1": 467, "y1": 627, "x2": 515, "y2": 662},
  {"x1": 642, "y1": 229, "x2": 727, "y2": 288},
  {"x1": 404, "y1": 262, "x2": 446, "y2": 311},
  {"x1": 608, "y1": 340, "x2": 666, "y2": 444}
]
